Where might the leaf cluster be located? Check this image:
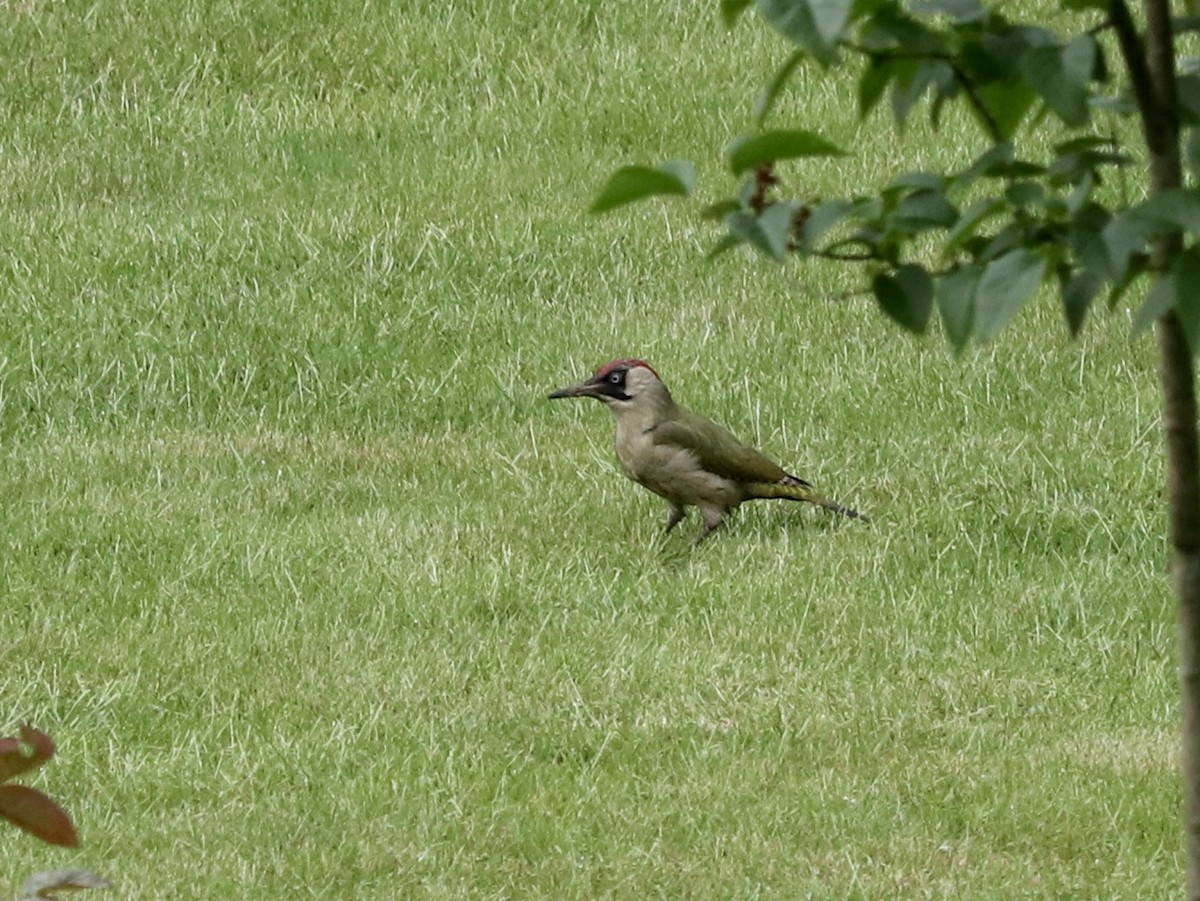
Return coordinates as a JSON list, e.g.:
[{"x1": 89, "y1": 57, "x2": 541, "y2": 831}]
[
  {"x1": 0, "y1": 726, "x2": 77, "y2": 849},
  {"x1": 593, "y1": 0, "x2": 1200, "y2": 351},
  {"x1": 1, "y1": 726, "x2": 109, "y2": 900}
]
